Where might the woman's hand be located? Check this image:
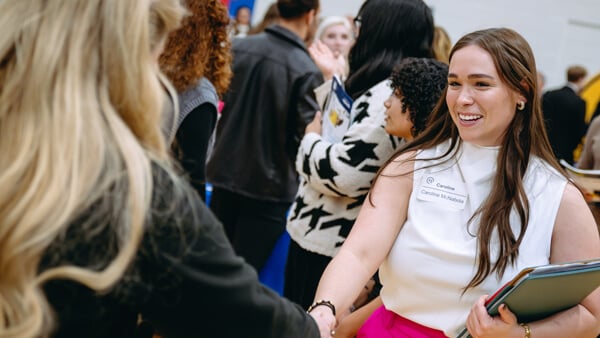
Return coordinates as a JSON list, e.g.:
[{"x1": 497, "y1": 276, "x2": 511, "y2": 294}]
[
  {"x1": 465, "y1": 295, "x2": 524, "y2": 338},
  {"x1": 305, "y1": 111, "x2": 323, "y2": 135},
  {"x1": 308, "y1": 306, "x2": 337, "y2": 338},
  {"x1": 308, "y1": 41, "x2": 346, "y2": 81}
]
